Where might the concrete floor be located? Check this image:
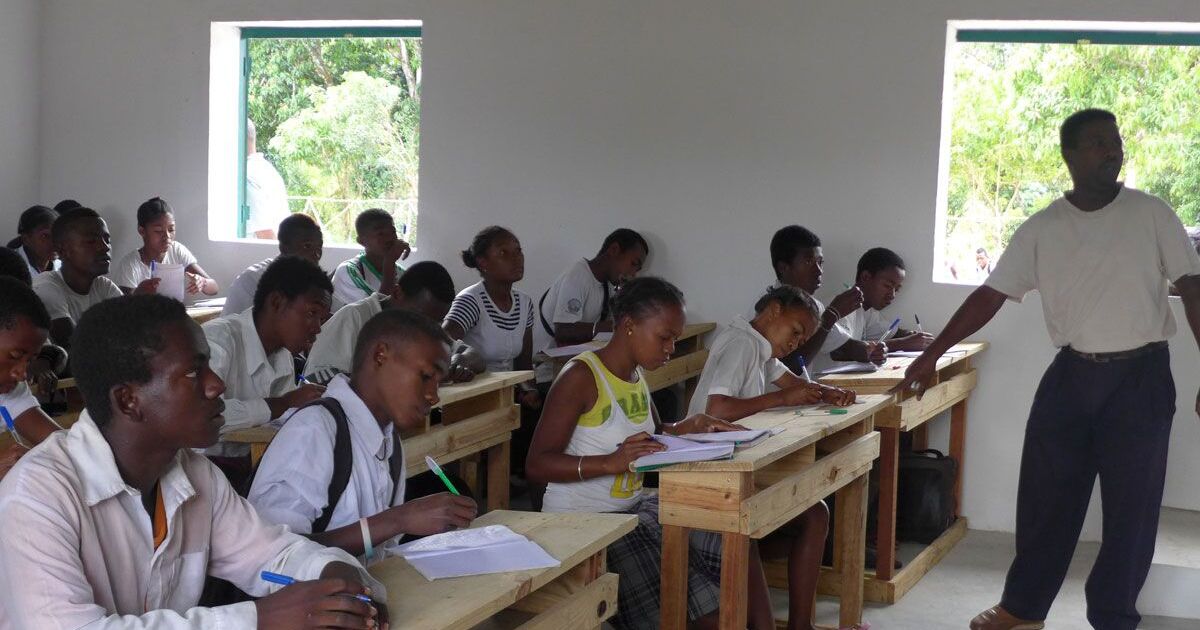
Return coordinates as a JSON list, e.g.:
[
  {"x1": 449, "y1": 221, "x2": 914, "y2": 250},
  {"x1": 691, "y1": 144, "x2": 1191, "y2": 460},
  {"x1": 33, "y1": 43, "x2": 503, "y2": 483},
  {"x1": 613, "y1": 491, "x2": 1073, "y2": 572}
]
[{"x1": 803, "y1": 530, "x2": 1195, "y2": 629}]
